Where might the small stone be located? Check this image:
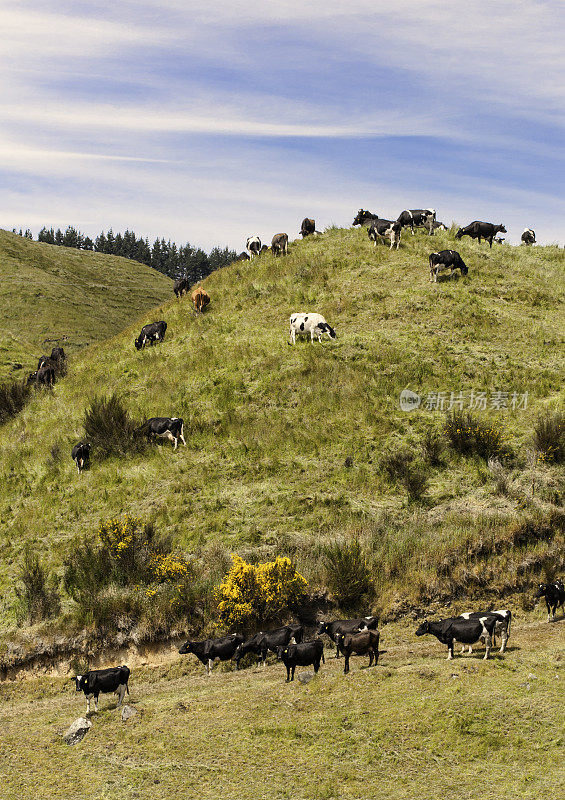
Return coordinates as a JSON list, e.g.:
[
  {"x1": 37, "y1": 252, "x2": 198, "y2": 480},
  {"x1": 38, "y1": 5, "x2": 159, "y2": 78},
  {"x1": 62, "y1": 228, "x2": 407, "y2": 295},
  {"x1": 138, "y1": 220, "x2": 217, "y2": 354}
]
[
  {"x1": 297, "y1": 672, "x2": 314, "y2": 684},
  {"x1": 121, "y1": 705, "x2": 137, "y2": 722},
  {"x1": 63, "y1": 717, "x2": 91, "y2": 745}
]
